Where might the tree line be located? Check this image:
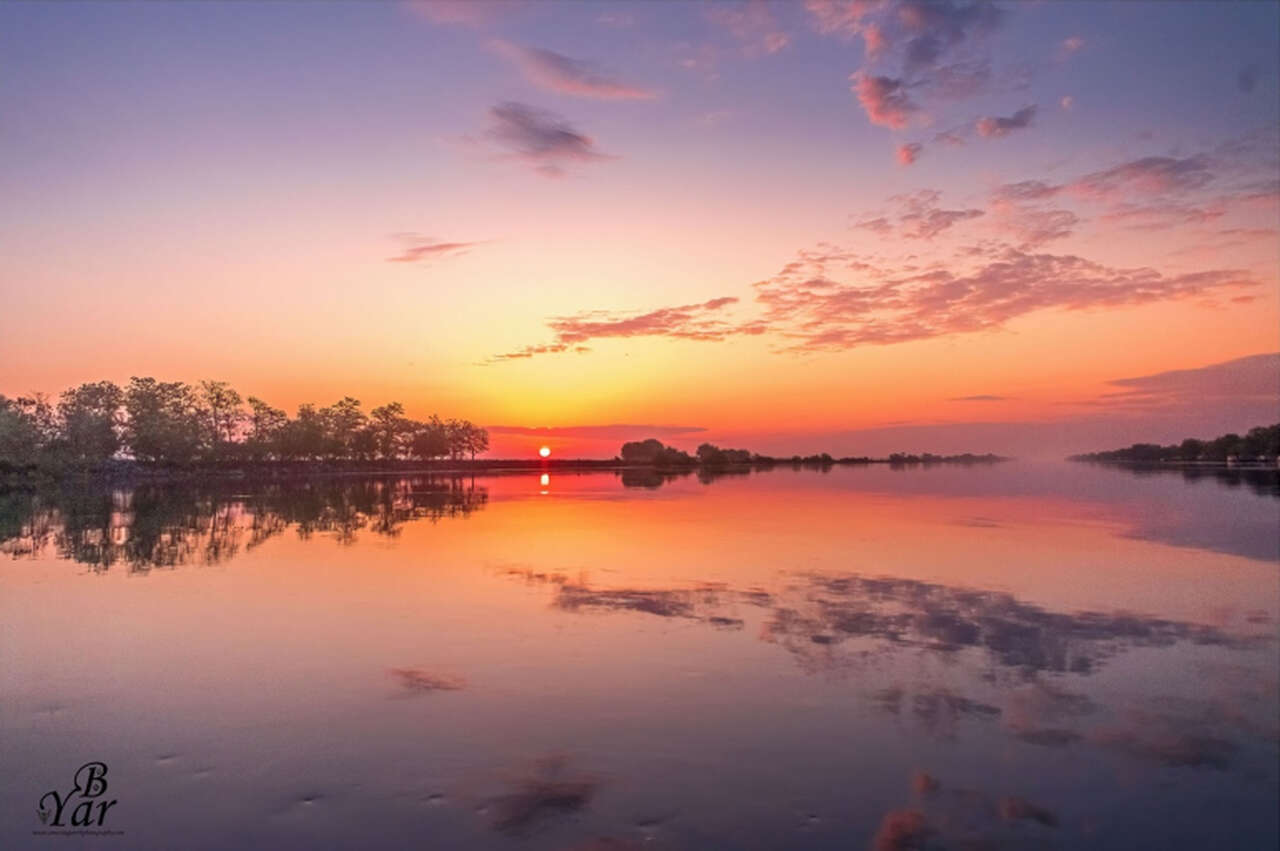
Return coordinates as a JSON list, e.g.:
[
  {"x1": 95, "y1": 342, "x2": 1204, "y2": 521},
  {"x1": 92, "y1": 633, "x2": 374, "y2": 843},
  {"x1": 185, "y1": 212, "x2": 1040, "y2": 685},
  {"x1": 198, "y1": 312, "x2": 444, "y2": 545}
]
[
  {"x1": 618, "y1": 439, "x2": 1006, "y2": 468},
  {"x1": 0, "y1": 378, "x2": 489, "y2": 472},
  {"x1": 1069, "y1": 423, "x2": 1280, "y2": 464}
]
